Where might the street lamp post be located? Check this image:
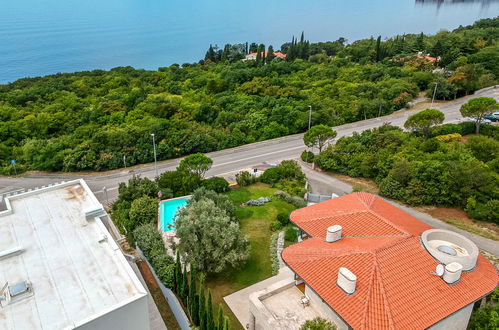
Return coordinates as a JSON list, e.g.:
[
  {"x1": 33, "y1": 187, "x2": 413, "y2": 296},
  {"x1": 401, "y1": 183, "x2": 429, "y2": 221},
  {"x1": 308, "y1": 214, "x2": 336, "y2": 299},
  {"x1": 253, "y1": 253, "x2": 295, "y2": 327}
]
[
  {"x1": 305, "y1": 105, "x2": 312, "y2": 164},
  {"x1": 308, "y1": 105, "x2": 312, "y2": 130},
  {"x1": 430, "y1": 82, "x2": 438, "y2": 109},
  {"x1": 151, "y1": 133, "x2": 158, "y2": 177}
]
